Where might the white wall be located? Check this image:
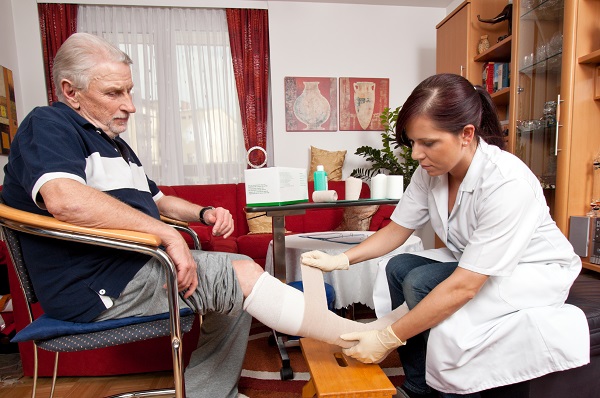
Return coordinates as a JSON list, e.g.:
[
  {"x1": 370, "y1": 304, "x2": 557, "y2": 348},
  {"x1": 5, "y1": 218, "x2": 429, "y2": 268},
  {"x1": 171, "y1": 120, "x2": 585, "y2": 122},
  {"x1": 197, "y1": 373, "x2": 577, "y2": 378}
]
[{"x1": 268, "y1": 2, "x2": 445, "y2": 178}]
